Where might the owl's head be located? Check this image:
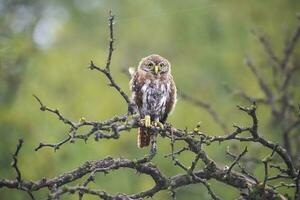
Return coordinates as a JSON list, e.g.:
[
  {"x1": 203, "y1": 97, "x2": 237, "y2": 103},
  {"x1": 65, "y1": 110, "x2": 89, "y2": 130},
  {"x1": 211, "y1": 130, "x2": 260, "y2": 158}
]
[{"x1": 138, "y1": 54, "x2": 171, "y2": 75}]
